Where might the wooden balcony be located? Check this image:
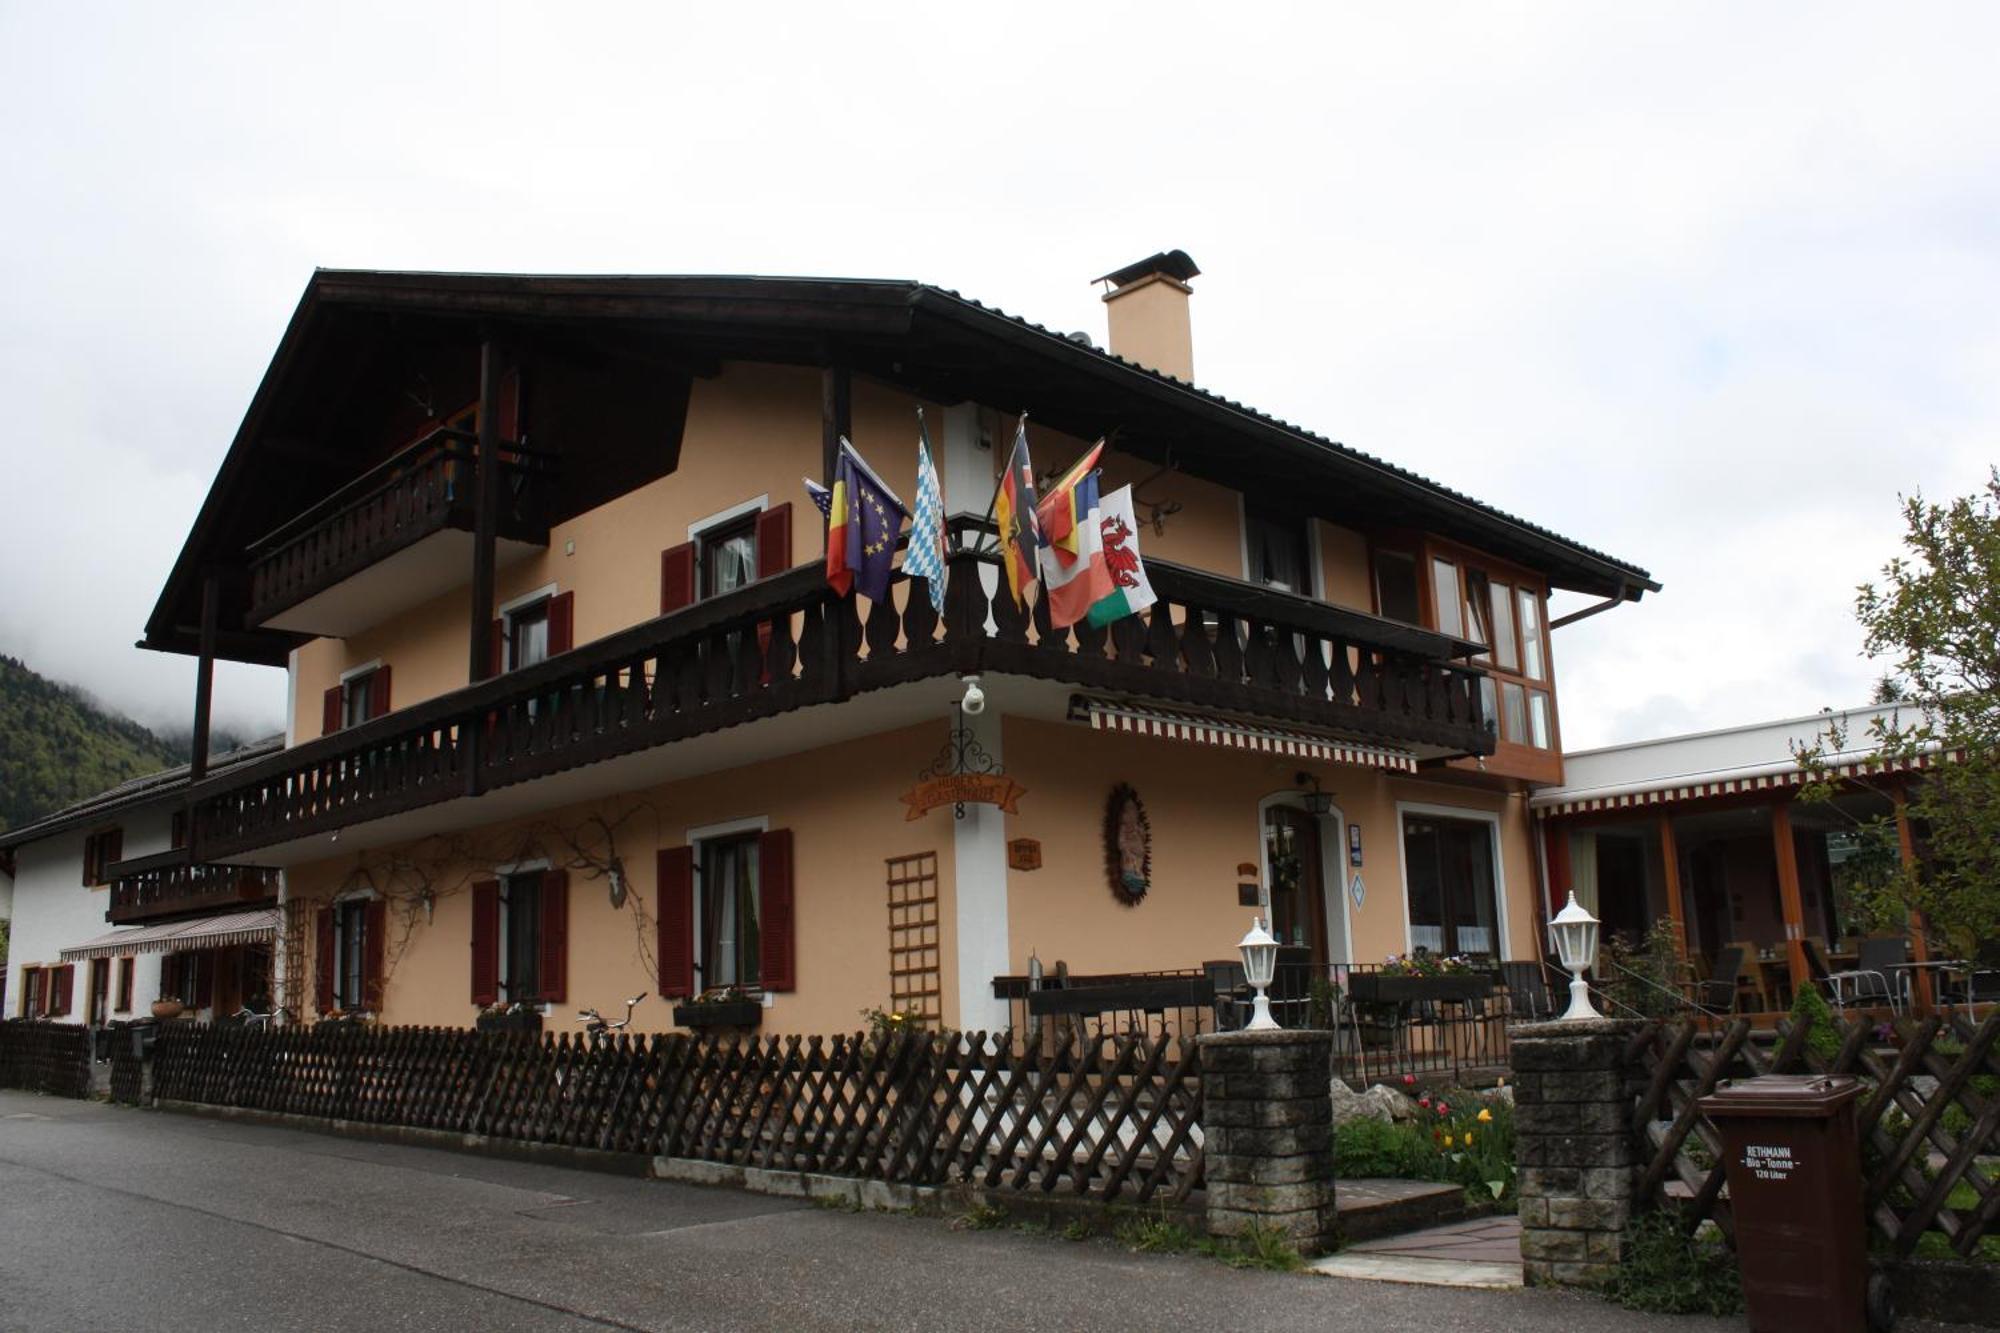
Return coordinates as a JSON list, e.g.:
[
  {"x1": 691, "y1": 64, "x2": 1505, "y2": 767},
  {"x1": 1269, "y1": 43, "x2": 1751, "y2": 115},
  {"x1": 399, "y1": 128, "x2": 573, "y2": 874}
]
[
  {"x1": 107, "y1": 850, "x2": 279, "y2": 924},
  {"x1": 191, "y1": 549, "x2": 1492, "y2": 860},
  {"x1": 246, "y1": 429, "x2": 552, "y2": 634}
]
